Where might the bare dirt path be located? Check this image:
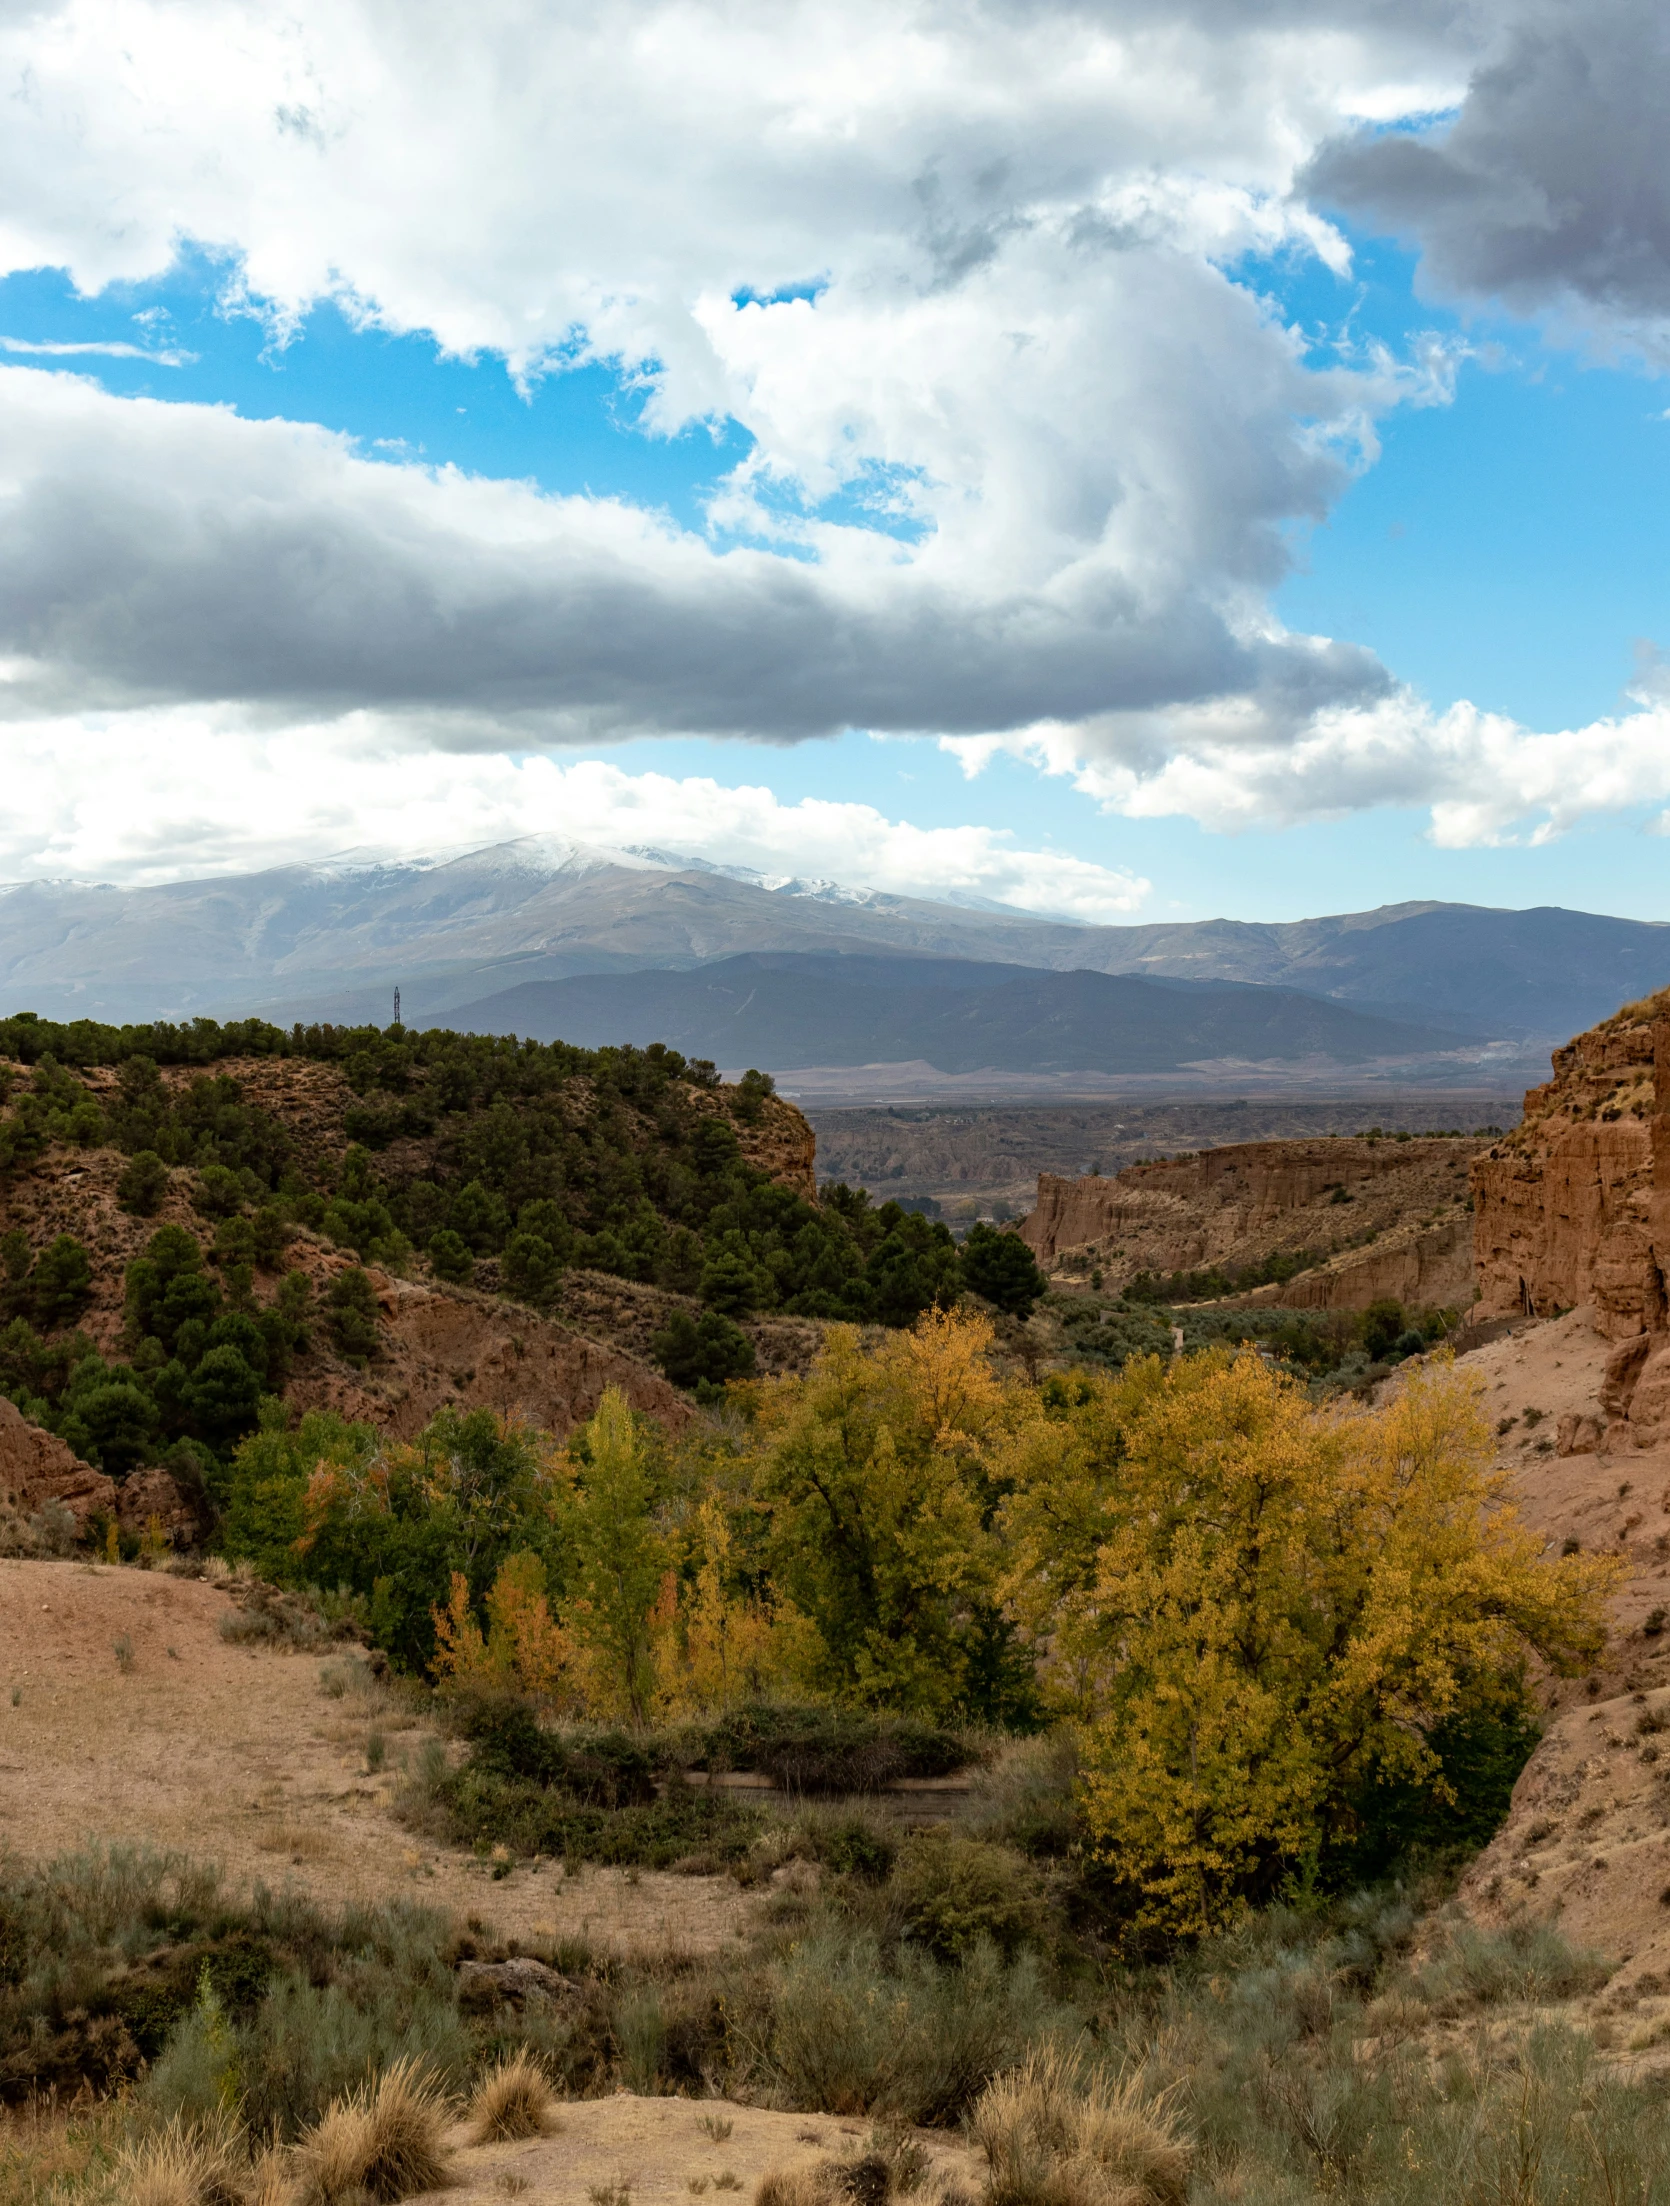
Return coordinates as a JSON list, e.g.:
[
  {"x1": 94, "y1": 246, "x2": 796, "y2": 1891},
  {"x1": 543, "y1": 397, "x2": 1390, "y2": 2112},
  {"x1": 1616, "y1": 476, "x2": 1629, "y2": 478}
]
[
  {"x1": 0, "y1": 1559, "x2": 758, "y2": 1957},
  {"x1": 416, "y1": 2098, "x2": 980, "y2": 2206}
]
